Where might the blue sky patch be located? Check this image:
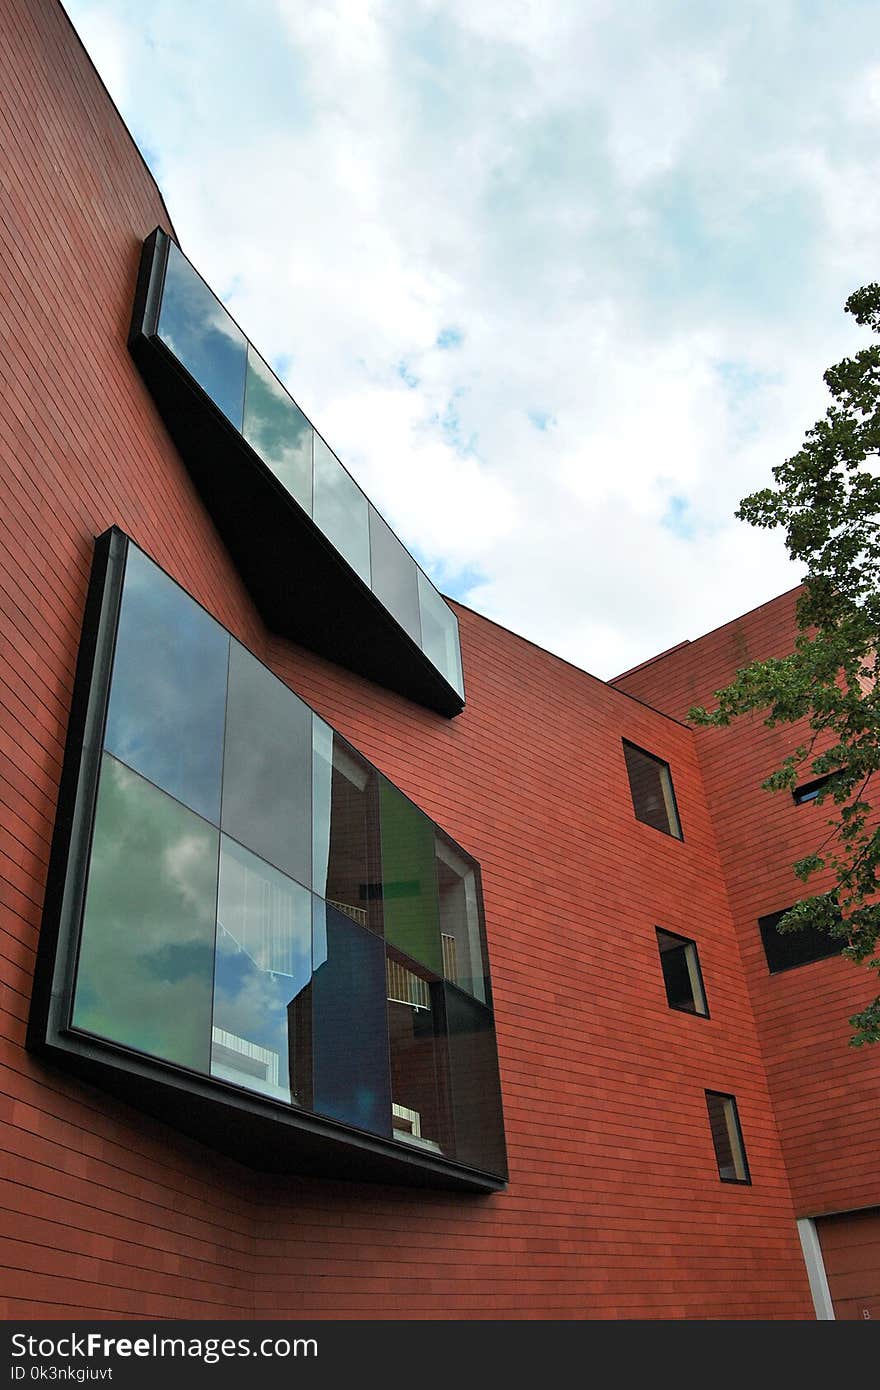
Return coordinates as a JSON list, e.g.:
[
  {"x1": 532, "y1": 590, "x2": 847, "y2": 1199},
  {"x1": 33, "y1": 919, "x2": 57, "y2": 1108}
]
[
  {"x1": 436, "y1": 326, "x2": 463, "y2": 350},
  {"x1": 397, "y1": 360, "x2": 420, "y2": 388},
  {"x1": 662, "y1": 495, "x2": 696, "y2": 540},
  {"x1": 528, "y1": 410, "x2": 555, "y2": 432}
]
